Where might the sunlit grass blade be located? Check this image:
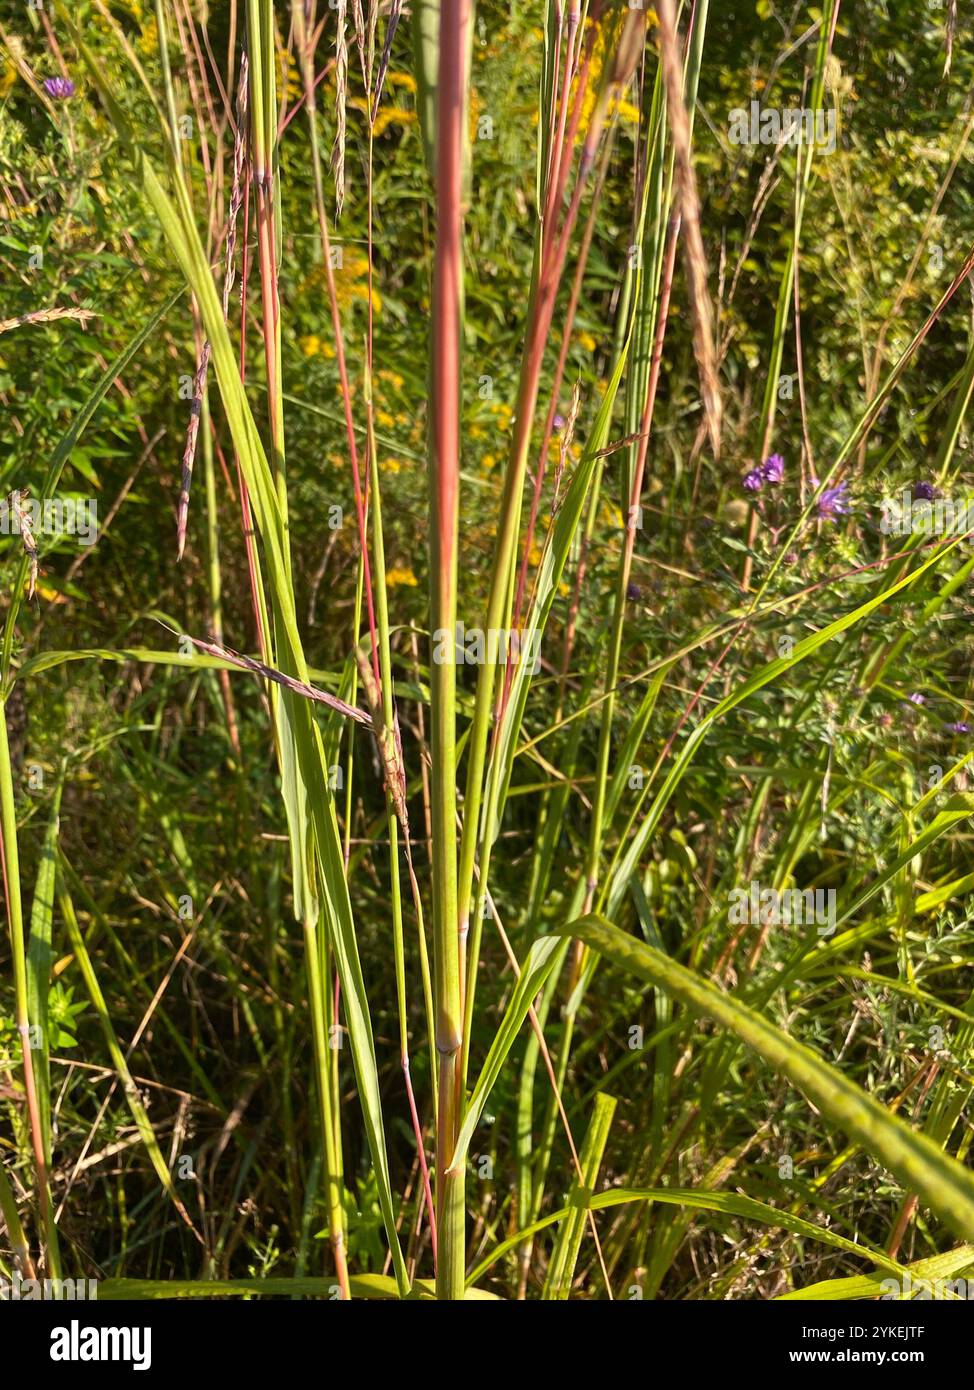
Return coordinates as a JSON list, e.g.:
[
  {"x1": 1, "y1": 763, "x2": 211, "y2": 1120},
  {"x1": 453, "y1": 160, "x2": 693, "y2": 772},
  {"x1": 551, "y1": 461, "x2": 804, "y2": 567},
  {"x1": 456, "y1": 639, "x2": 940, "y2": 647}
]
[
  {"x1": 542, "y1": 1091, "x2": 616, "y2": 1299},
  {"x1": 469, "y1": 1185, "x2": 912, "y2": 1289},
  {"x1": 24, "y1": 773, "x2": 64, "y2": 1278},
  {"x1": 559, "y1": 915, "x2": 974, "y2": 1242},
  {"x1": 57, "y1": 883, "x2": 201, "y2": 1241}
]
